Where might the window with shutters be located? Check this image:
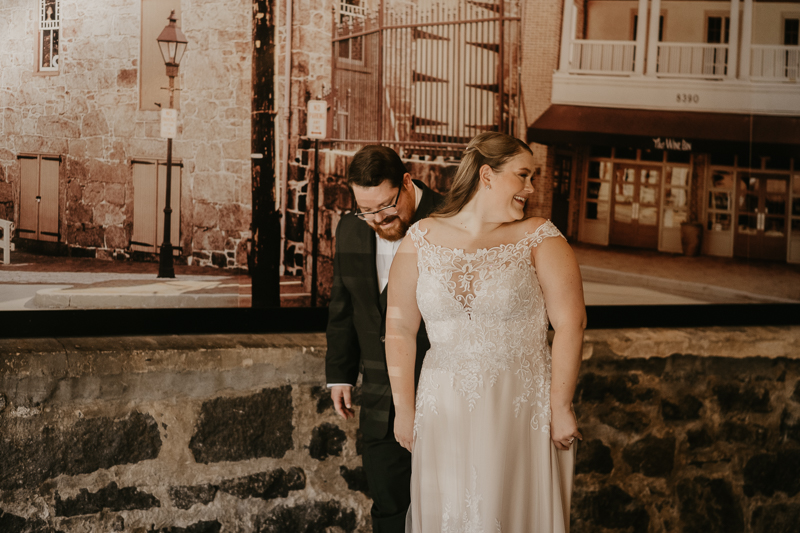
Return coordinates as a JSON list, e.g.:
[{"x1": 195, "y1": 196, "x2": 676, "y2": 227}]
[
  {"x1": 131, "y1": 160, "x2": 182, "y2": 255},
  {"x1": 17, "y1": 154, "x2": 60, "y2": 242}
]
